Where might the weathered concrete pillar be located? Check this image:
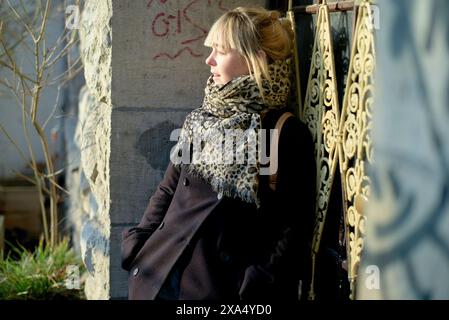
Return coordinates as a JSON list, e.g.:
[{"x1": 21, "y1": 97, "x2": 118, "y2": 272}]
[
  {"x1": 78, "y1": 0, "x2": 112, "y2": 300},
  {"x1": 79, "y1": 0, "x2": 266, "y2": 299},
  {"x1": 358, "y1": 0, "x2": 449, "y2": 299}
]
